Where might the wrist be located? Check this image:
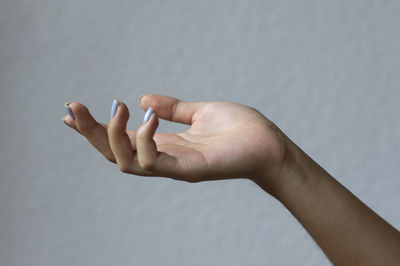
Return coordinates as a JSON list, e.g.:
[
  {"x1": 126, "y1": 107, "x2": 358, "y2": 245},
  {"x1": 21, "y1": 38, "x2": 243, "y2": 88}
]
[{"x1": 254, "y1": 134, "x2": 316, "y2": 200}]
